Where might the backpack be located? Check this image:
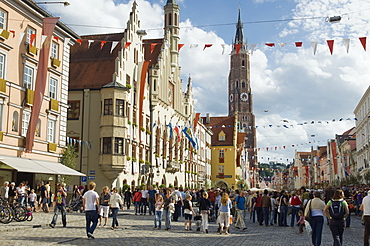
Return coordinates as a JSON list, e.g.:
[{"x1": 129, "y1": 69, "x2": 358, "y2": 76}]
[
  {"x1": 329, "y1": 200, "x2": 345, "y2": 220},
  {"x1": 184, "y1": 200, "x2": 190, "y2": 210}
]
